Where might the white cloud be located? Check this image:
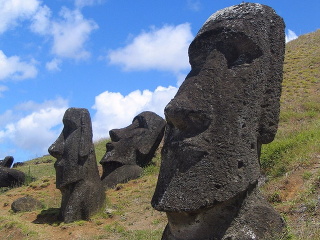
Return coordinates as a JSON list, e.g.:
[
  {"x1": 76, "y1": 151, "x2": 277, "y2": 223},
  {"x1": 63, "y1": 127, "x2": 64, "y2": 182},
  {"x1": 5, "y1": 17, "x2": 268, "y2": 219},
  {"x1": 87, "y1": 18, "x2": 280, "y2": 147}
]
[
  {"x1": 0, "y1": 85, "x2": 8, "y2": 97},
  {"x1": 75, "y1": 0, "x2": 103, "y2": 8},
  {"x1": 92, "y1": 86, "x2": 177, "y2": 140},
  {"x1": 51, "y1": 8, "x2": 98, "y2": 59},
  {"x1": 108, "y1": 23, "x2": 193, "y2": 73},
  {"x1": 0, "y1": 50, "x2": 38, "y2": 80},
  {"x1": 286, "y1": 29, "x2": 298, "y2": 43},
  {"x1": 30, "y1": 5, "x2": 51, "y2": 35},
  {"x1": 0, "y1": 0, "x2": 40, "y2": 34},
  {"x1": 0, "y1": 98, "x2": 68, "y2": 156},
  {"x1": 46, "y1": 58, "x2": 62, "y2": 71},
  {"x1": 30, "y1": 5, "x2": 98, "y2": 60}
]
